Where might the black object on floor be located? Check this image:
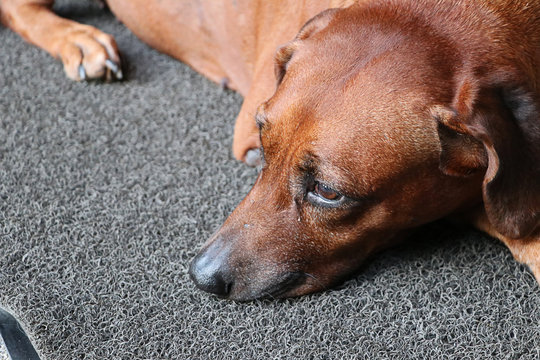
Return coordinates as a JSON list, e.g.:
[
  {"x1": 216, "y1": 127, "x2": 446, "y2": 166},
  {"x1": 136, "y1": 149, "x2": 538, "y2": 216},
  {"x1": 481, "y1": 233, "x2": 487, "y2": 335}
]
[{"x1": 0, "y1": 308, "x2": 40, "y2": 360}]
